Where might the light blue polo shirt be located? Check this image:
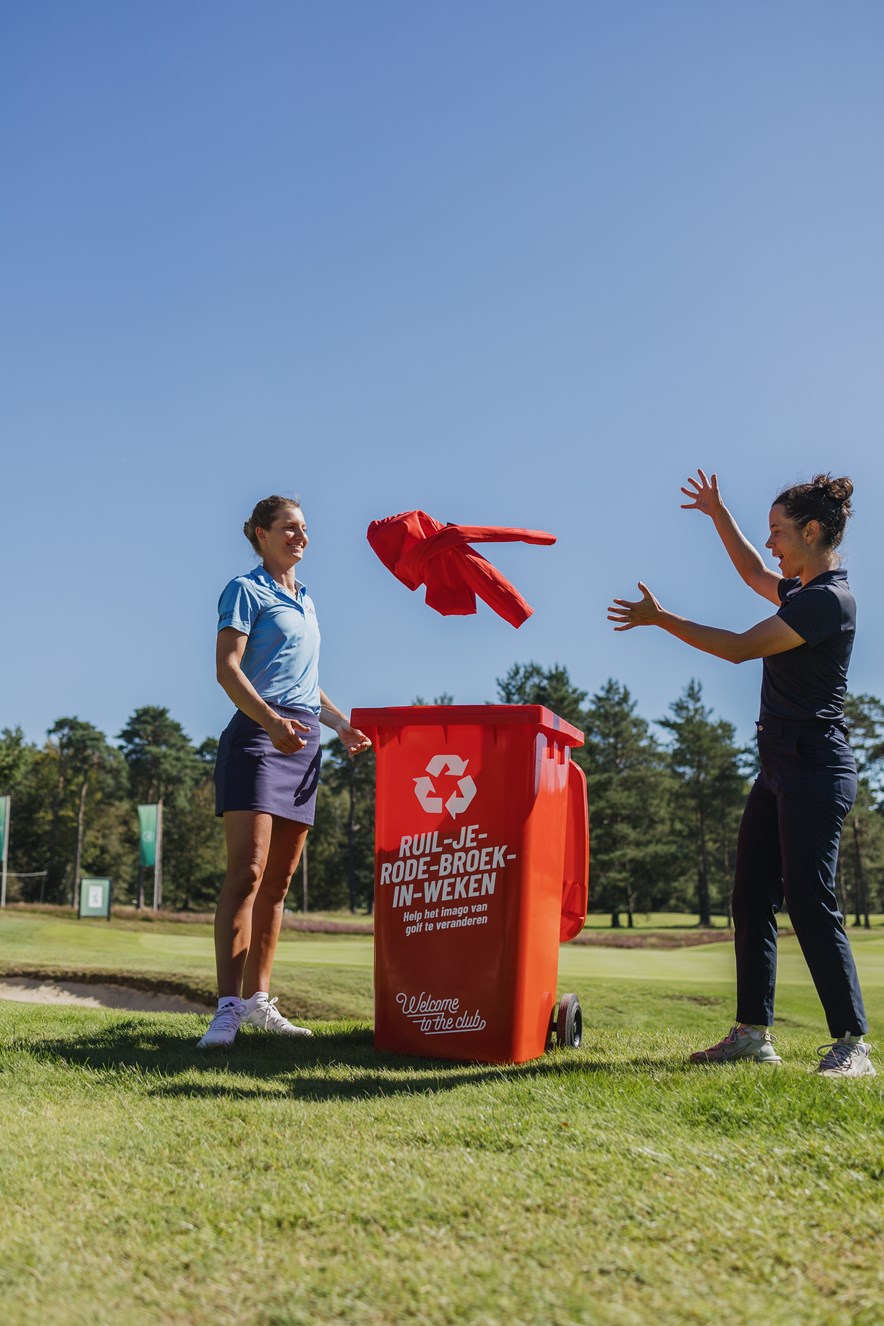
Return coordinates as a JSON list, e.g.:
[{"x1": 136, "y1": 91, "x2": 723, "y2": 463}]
[{"x1": 217, "y1": 565, "x2": 321, "y2": 713}]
